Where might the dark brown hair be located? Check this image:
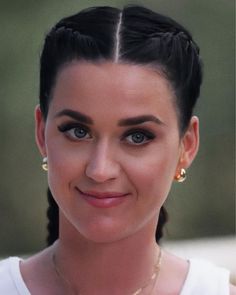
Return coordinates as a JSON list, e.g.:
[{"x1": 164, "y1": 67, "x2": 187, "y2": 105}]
[{"x1": 39, "y1": 5, "x2": 202, "y2": 245}]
